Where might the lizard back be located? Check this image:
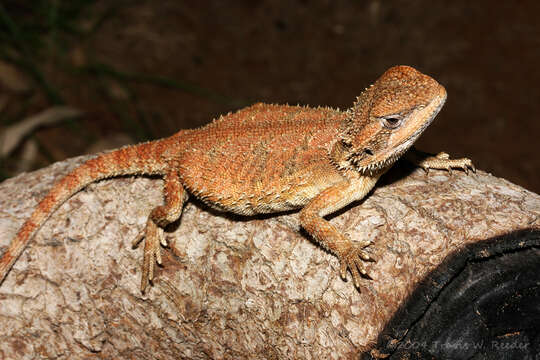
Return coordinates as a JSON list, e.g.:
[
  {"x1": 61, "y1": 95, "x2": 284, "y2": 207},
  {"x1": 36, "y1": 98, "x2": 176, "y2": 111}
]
[{"x1": 177, "y1": 103, "x2": 348, "y2": 215}]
